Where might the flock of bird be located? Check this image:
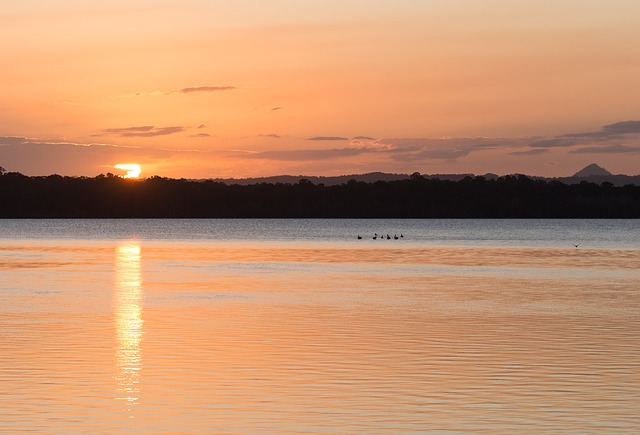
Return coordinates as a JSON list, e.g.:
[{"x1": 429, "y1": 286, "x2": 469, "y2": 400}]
[
  {"x1": 356, "y1": 233, "x2": 582, "y2": 247},
  {"x1": 357, "y1": 233, "x2": 404, "y2": 240}
]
